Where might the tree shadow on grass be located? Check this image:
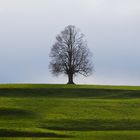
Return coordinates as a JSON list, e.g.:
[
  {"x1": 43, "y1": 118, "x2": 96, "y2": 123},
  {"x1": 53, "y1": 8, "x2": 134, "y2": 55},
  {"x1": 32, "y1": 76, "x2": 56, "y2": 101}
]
[
  {"x1": 0, "y1": 129, "x2": 72, "y2": 138},
  {"x1": 0, "y1": 88, "x2": 140, "y2": 99},
  {"x1": 40, "y1": 119, "x2": 140, "y2": 131}
]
